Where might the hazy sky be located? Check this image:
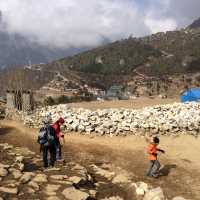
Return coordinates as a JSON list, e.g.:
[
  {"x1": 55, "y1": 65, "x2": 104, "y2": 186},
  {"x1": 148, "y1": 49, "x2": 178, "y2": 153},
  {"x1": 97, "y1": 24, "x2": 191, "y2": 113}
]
[{"x1": 0, "y1": 0, "x2": 199, "y2": 48}]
